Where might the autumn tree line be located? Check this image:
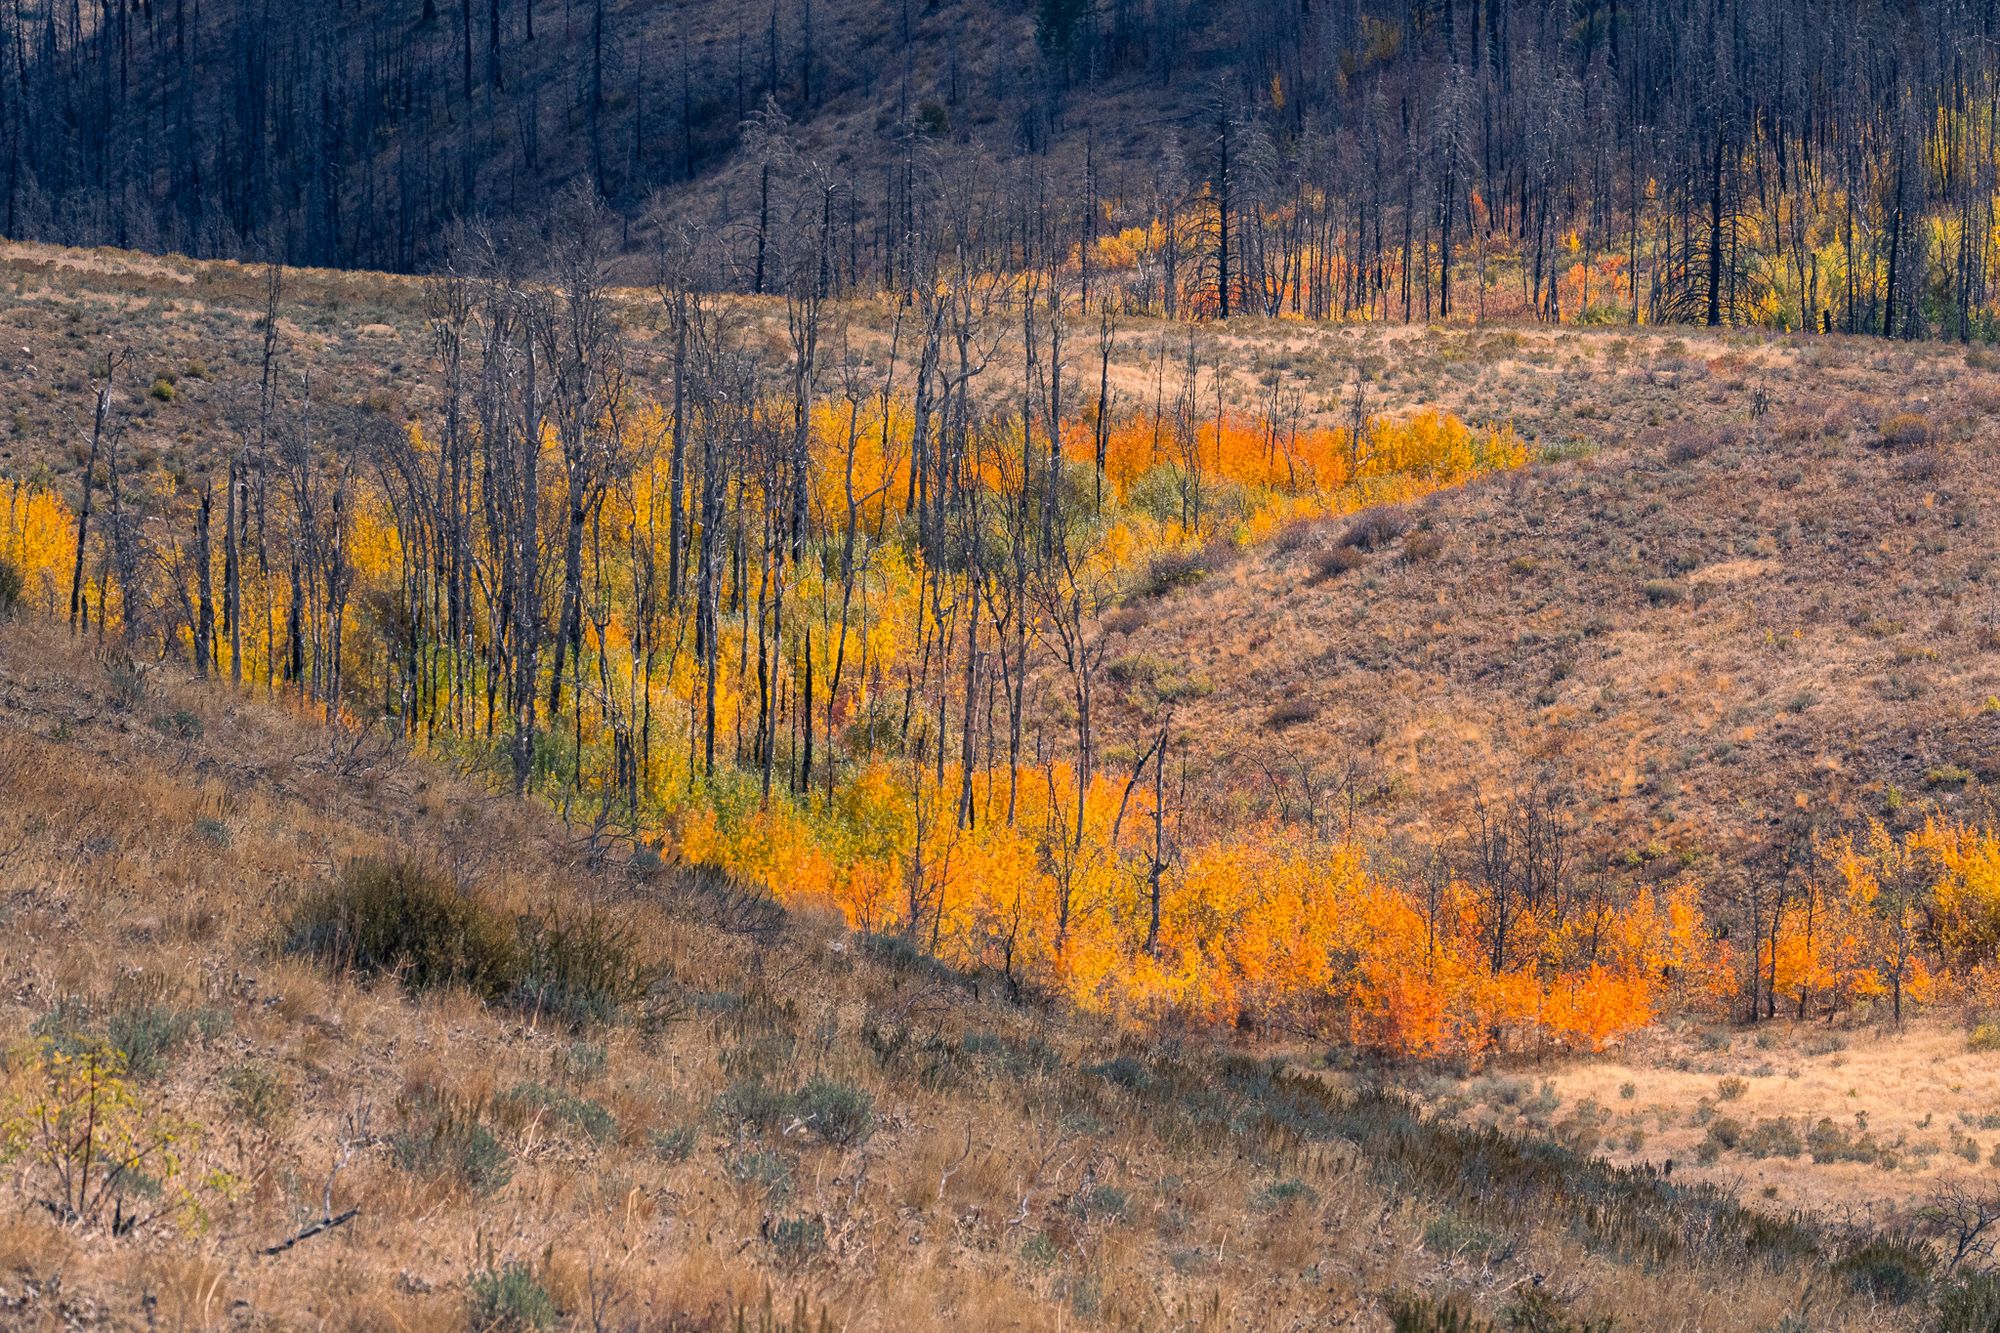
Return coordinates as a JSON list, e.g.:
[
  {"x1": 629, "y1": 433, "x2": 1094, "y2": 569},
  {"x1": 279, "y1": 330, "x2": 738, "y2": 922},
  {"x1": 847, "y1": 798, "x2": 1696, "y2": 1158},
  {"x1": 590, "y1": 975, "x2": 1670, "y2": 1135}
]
[
  {"x1": 9, "y1": 0, "x2": 2000, "y2": 340},
  {"x1": 5, "y1": 166, "x2": 2000, "y2": 1054}
]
